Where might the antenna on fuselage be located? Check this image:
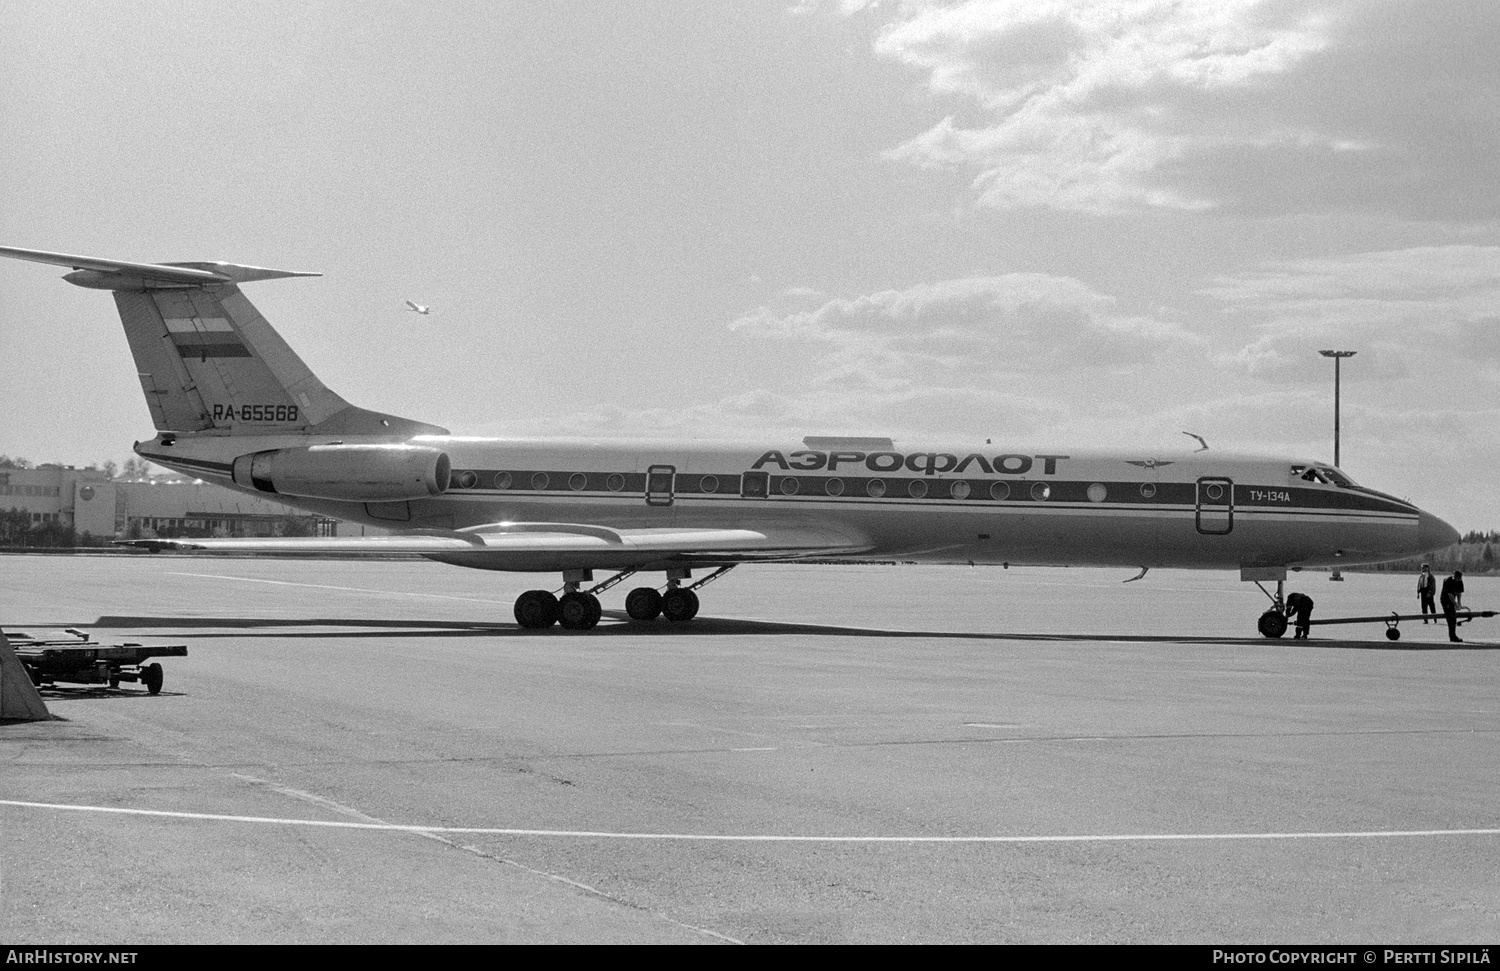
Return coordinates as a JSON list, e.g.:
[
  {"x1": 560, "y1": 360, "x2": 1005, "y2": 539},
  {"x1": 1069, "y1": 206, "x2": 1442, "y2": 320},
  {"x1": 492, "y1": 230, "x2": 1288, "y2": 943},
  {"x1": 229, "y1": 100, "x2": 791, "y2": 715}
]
[{"x1": 1183, "y1": 431, "x2": 1209, "y2": 452}]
